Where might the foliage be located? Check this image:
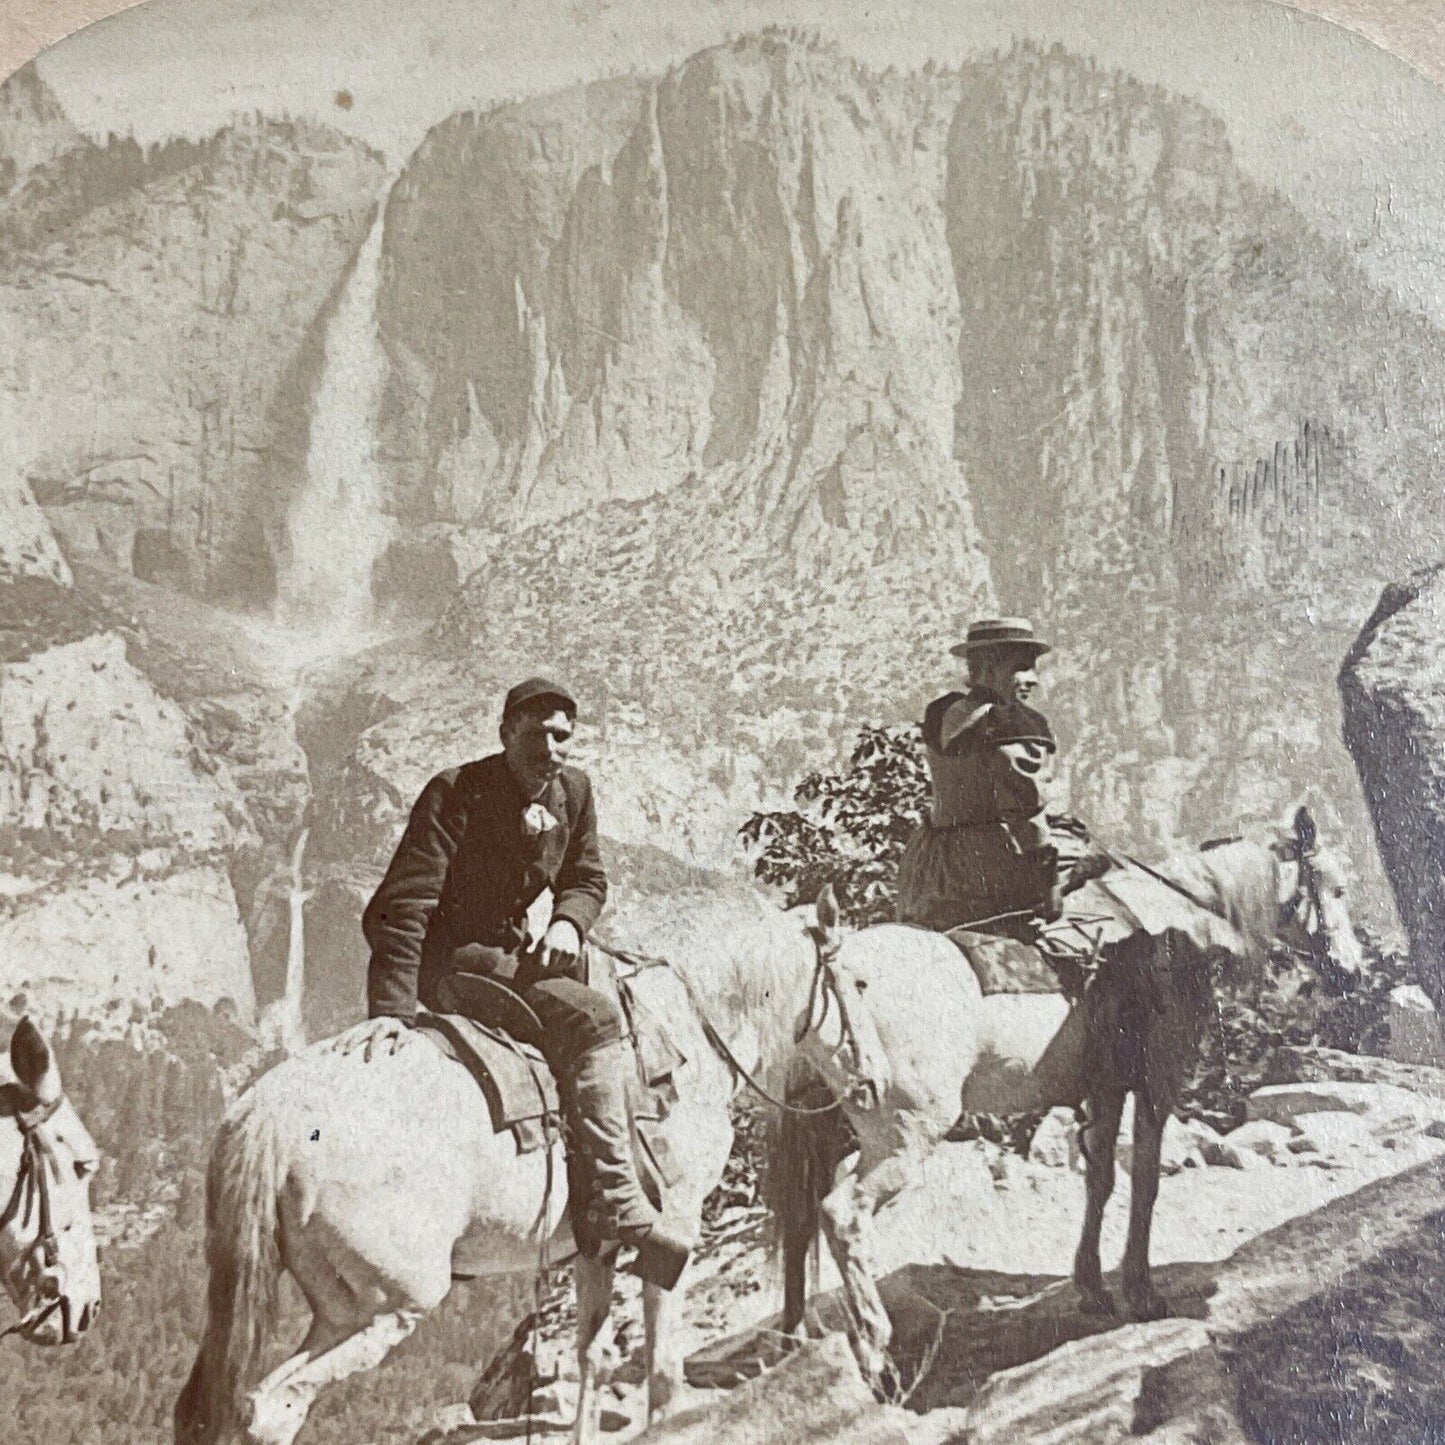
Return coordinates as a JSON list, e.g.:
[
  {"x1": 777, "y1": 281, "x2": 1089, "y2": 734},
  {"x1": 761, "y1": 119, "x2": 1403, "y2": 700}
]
[{"x1": 740, "y1": 724, "x2": 929, "y2": 926}]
